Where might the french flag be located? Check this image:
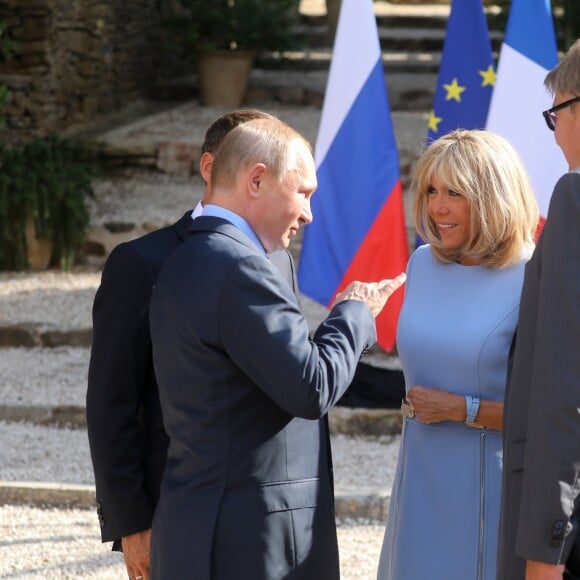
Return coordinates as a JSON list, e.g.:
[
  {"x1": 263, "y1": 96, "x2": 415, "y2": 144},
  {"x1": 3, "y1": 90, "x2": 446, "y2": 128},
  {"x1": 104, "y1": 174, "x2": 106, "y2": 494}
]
[
  {"x1": 486, "y1": 0, "x2": 565, "y2": 226},
  {"x1": 297, "y1": 0, "x2": 408, "y2": 352}
]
